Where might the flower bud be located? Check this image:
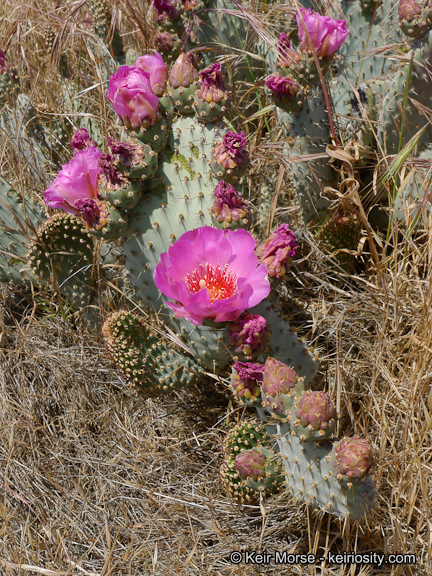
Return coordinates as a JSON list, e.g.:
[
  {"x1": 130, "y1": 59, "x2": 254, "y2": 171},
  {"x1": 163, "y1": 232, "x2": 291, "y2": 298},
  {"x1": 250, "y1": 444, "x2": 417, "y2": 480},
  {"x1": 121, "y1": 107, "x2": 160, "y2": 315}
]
[
  {"x1": 255, "y1": 224, "x2": 297, "y2": 279},
  {"x1": 261, "y1": 358, "x2": 304, "y2": 416},
  {"x1": 168, "y1": 52, "x2": 199, "y2": 89},
  {"x1": 331, "y1": 436, "x2": 374, "y2": 480},
  {"x1": 105, "y1": 66, "x2": 160, "y2": 130},
  {"x1": 234, "y1": 449, "x2": 267, "y2": 481},
  {"x1": 296, "y1": 7, "x2": 349, "y2": 58}
]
